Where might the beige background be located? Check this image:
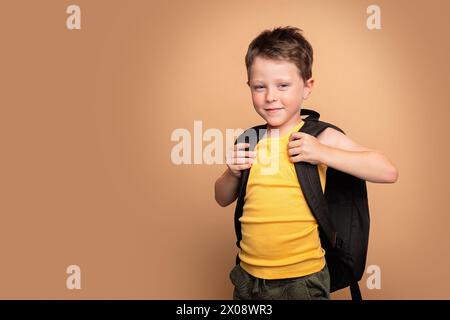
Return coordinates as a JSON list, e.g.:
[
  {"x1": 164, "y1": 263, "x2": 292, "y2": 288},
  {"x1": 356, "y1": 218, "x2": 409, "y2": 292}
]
[{"x1": 0, "y1": 0, "x2": 449, "y2": 299}]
